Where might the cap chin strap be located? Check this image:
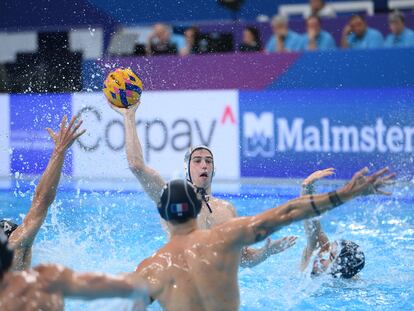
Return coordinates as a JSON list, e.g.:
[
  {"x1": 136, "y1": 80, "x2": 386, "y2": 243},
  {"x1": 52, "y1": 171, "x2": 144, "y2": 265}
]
[{"x1": 193, "y1": 185, "x2": 212, "y2": 213}]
